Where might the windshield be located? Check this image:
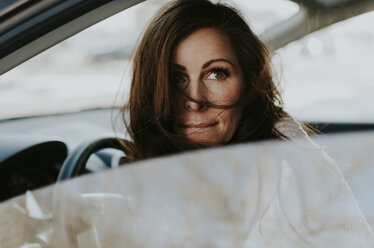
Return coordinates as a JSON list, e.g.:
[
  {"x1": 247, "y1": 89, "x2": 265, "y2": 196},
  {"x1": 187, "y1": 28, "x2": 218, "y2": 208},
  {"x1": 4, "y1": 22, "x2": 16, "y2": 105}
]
[
  {"x1": 0, "y1": 0, "x2": 298, "y2": 120},
  {"x1": 0, "y1": 0, "x2": 372, "y2": 123},
  {"x1": 280, "y1": 11, "x2": 374, "y2": 123}
]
